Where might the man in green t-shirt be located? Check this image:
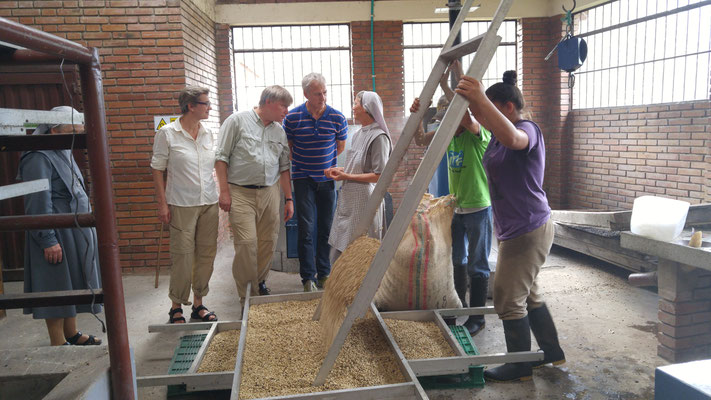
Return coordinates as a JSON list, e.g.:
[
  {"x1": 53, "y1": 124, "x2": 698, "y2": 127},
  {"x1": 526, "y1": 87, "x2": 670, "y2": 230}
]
[{"x1": 410, "y1": 62, "x2": 492, "y2": 336}]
